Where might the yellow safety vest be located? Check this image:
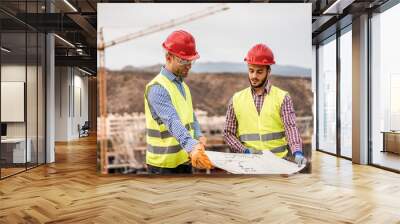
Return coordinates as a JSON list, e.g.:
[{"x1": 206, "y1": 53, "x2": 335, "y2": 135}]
[
  {"x1": 144, "y1": 74, "x2": 195, "y2": 168},
  {"x1": 232, "y1": 85, "x2": 289, "y2": 158}
]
